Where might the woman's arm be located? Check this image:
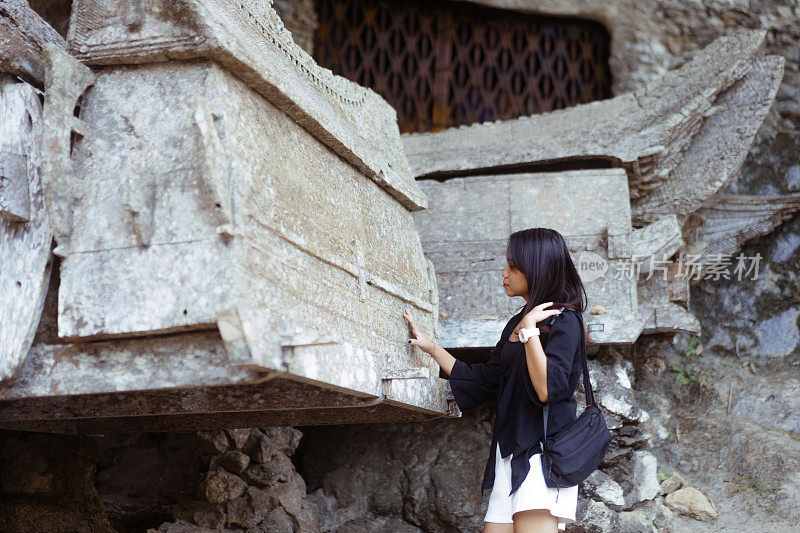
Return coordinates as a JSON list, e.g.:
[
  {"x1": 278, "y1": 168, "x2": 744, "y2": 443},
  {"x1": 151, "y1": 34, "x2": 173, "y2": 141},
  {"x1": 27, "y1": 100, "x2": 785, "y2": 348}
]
[
  {"x1": 404, "y1": 305, "x2": 509, "y2": 410},
  {"x1": 514, "y1": 302, "x2": 563, "y2": 403},
  {"x1": 522, "y1": 334, "x2": 549, "y2": 402},
  {"x1": 444, "y1": 338, "x2": 505, "y2": 410},
  {"x1": 520, "y1": 311, "x2": 581, "y2": 405},
  {"x1": 431, "y1": 343, "x2": 458, "y2": 376}
]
